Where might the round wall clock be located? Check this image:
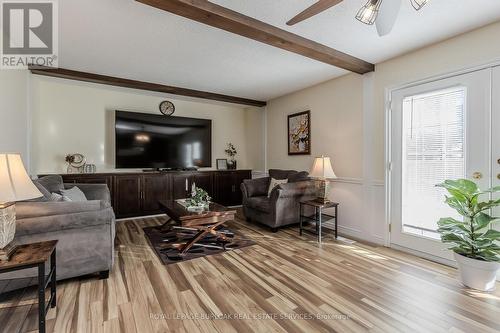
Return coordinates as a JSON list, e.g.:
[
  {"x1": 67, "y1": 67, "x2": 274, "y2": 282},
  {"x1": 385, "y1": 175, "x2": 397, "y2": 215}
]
[{"x1": 159, "y1": 100, "x2": 175, "y2": 116}]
